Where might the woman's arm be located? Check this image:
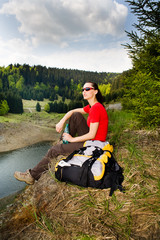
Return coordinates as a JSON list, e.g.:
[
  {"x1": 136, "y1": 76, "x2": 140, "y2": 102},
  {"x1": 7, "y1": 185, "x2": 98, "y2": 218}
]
[
  {"x1": 56, "y1": 108, "x2": 86, "y2": 133},
  {"x1": 63, "y1": 122, "x2": 99, "y2": 142}
]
